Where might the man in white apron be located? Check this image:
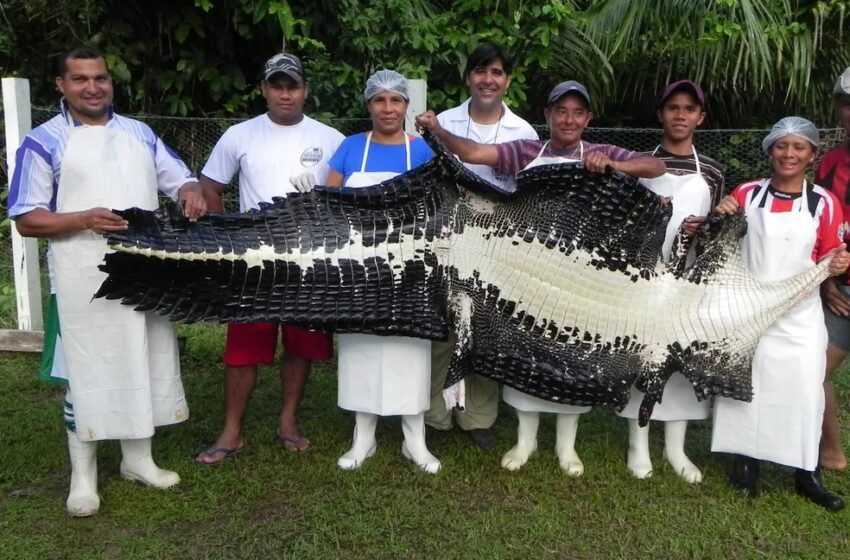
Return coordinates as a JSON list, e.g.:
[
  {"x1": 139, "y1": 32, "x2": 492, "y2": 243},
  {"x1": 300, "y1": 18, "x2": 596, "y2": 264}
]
[
  {"x1": 416, "y1": 82, "x2": 665, "y2": 475},
  {"x1": 9, "y1": 46, "x2": 206, "y2": 516},
  {"x1": 712, "y1": 118, "x2": 849, "y2": 511},
  {"x1": 616, "y1": 80, "x2": 725, "y2": 484},
  {"x1": 427, "y1": 42, "x2": 539, "y2": 450},
  {"x1": 325, "y1": 70, "x2": 441, "y2": 473}
]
